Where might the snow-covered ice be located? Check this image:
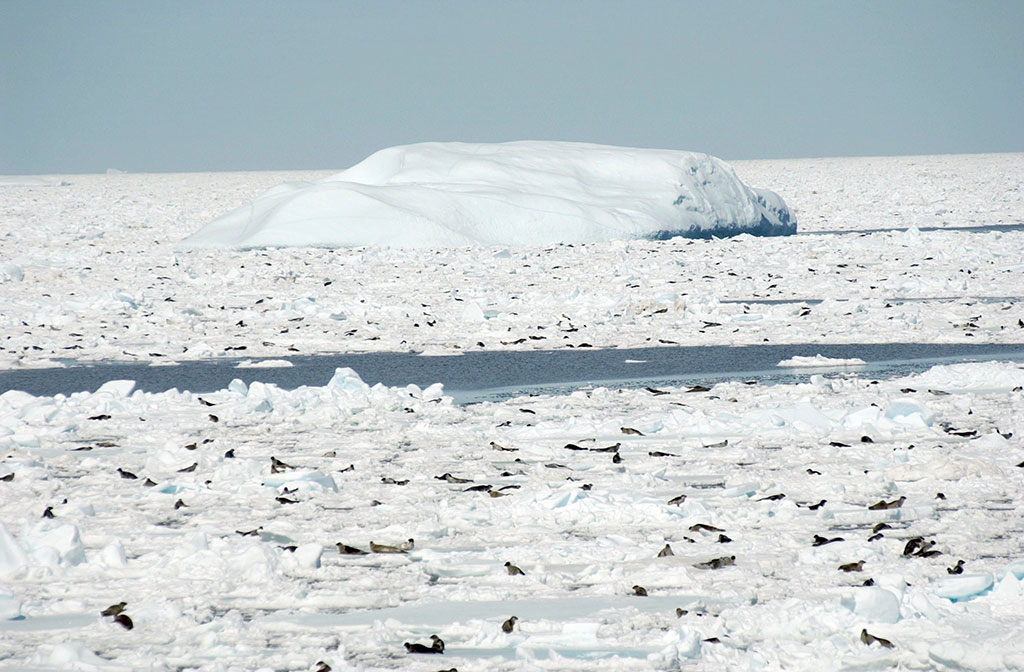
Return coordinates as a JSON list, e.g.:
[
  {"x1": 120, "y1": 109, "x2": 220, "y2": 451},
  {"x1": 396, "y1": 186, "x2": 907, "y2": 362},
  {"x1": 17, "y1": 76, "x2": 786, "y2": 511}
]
[
  {"x1": 178, "y1": 142, "x2": 796, "y2": 250},
  {"x1": 1, "y1": 153, "x2": 1022, "y2": 370},
  {"x1": 236, "y1": 359, "x2": 294, "y2": 369},
  {"x1": 1, "y1": 151, "x2": 1024, "y2": 670},
  {"x1": 777, "y1": 355, "x2": 867, "y2": 368},
  {"x1": 1, "y1": 363, "x2": 1022, "y2": 670},
  {"x1": 0, "y1": 176, "x2": 69, "y2": 187}
]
